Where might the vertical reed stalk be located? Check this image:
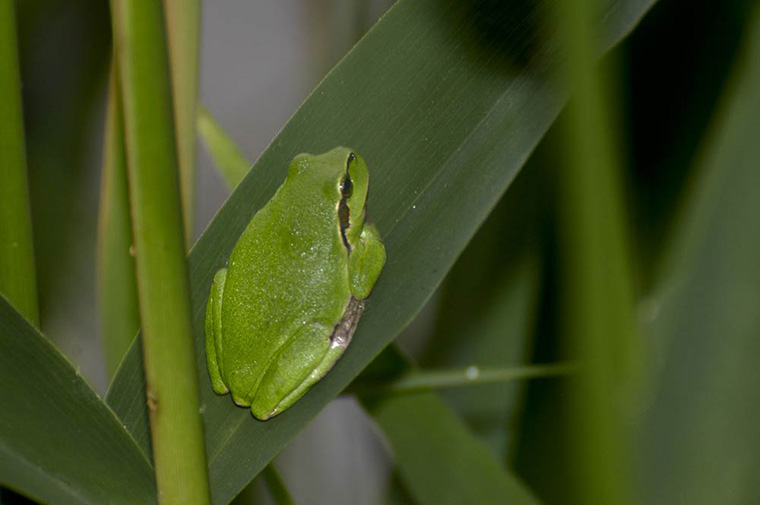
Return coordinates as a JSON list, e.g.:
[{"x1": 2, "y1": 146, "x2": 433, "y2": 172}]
[
  {"x1": 97, "y1": 65, "x2": 141, "y2": 379},
  {"x1": 163, "y1": 0, "x2": 201, "y2": 246},
  {"x1": 556, "y1": 0, "x2": 639, "y2": 503},
  {"x1": 111, "y1": 0, "x2": 211, "y2": 502}
]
